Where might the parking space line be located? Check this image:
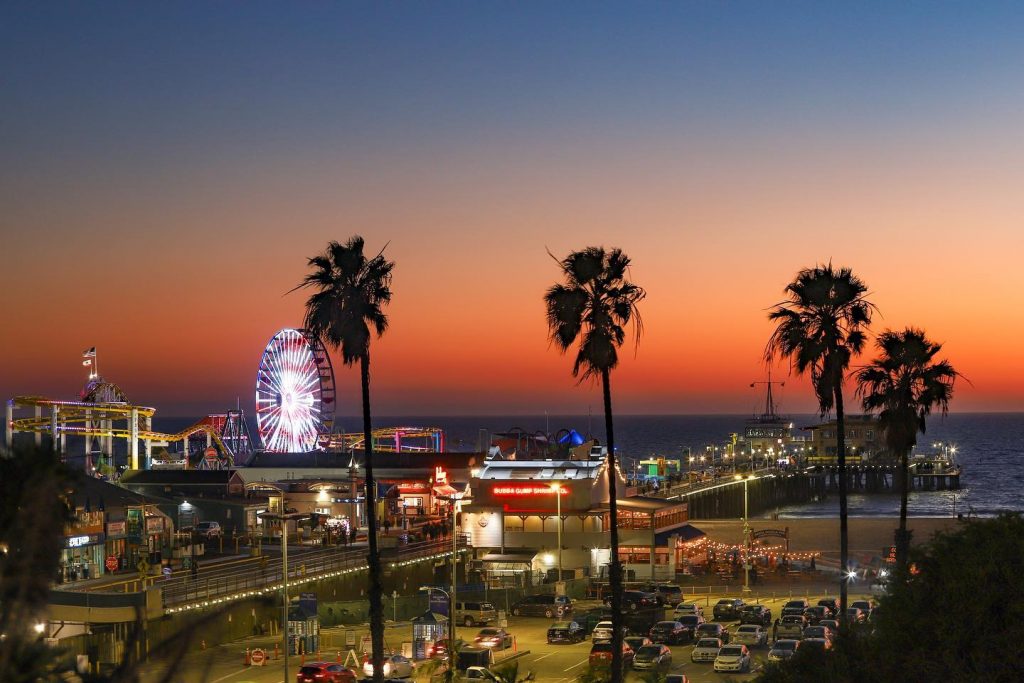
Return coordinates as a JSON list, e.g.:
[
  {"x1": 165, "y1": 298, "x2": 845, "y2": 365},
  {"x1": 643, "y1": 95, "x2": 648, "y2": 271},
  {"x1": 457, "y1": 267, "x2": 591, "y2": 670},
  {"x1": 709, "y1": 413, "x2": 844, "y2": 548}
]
[{"x1": 567, "y1": 658, "x2": 589, "y2": 669}]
